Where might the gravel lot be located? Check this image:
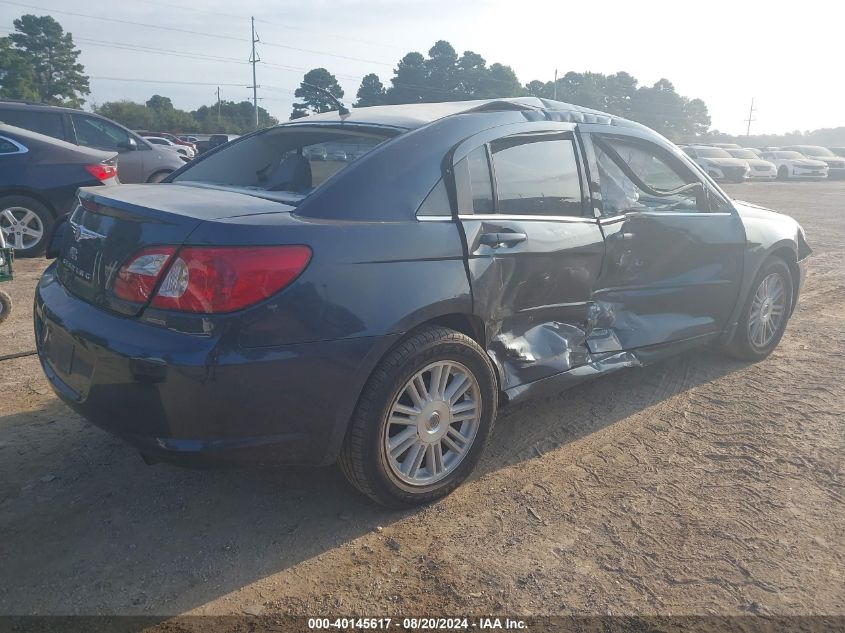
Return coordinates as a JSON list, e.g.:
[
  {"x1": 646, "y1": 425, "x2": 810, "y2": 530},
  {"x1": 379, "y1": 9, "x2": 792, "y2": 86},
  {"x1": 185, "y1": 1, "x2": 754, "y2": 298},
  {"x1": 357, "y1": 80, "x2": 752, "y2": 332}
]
[{"x1": 0, "y1": 181, "x2": 842, "y2": 618}]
